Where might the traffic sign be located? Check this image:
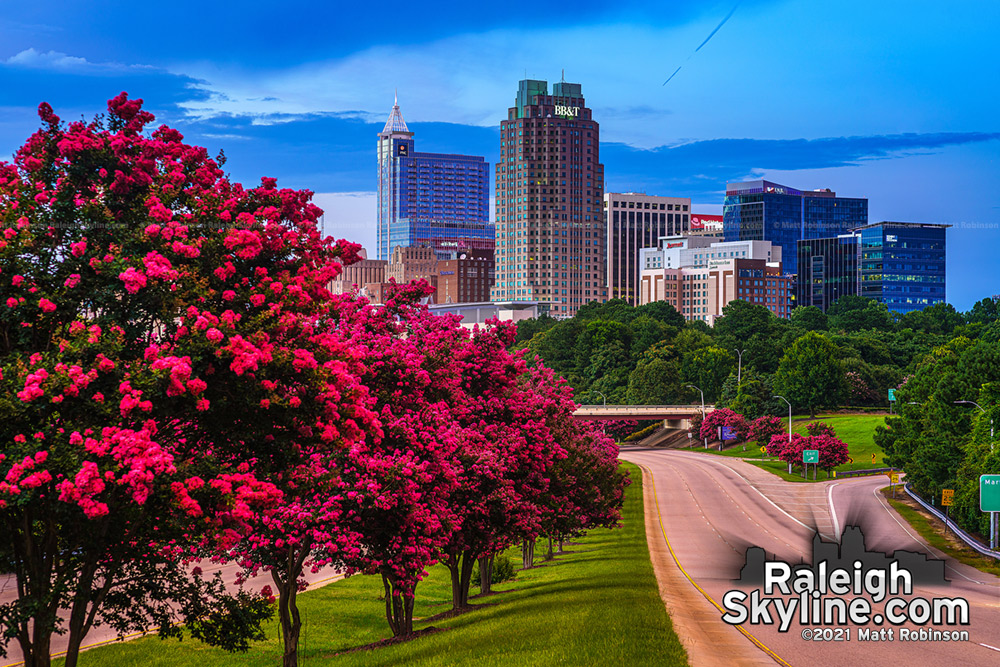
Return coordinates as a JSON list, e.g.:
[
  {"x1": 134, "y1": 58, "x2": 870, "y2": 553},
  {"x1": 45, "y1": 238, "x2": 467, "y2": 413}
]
[
  {"x1": 889, "y1": 472, "x2": 900, "y2": 484},
  {"x1": 871, "y1": 453, "x2": 877, "y2": 464},
  {"x1": 888, "y1": 388, "x2": 896, "y2": 402},
  {"x1": 981, "y1": 475, "x2": 1000, "y2": 511},
  {"x1": 941, "y1": 489, "x2": 955, "y2": 506},
  {"x1": 803, "y1": 450, "x2": 819, "y2": 464},
  {"x1": 760, "y1": 446, "x2": 766, "y2": 453}
]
